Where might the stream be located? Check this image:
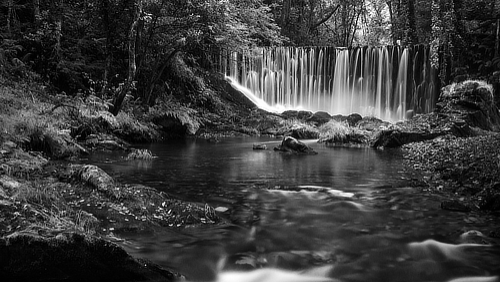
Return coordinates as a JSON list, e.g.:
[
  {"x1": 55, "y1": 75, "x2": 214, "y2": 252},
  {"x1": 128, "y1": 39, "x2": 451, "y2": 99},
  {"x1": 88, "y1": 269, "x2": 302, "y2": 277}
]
[{"x1": 84, "y1": 137, "x2": 500, "y2": 282}]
